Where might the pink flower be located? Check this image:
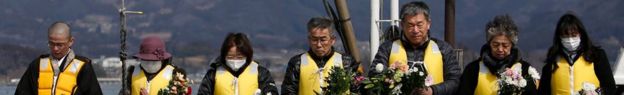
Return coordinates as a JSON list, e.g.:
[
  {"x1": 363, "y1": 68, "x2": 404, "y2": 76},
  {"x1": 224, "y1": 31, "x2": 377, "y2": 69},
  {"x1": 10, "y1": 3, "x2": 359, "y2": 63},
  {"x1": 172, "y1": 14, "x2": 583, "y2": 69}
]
[{"x1": 399, "y1": 64, "x2": 409, "y2": 73}]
